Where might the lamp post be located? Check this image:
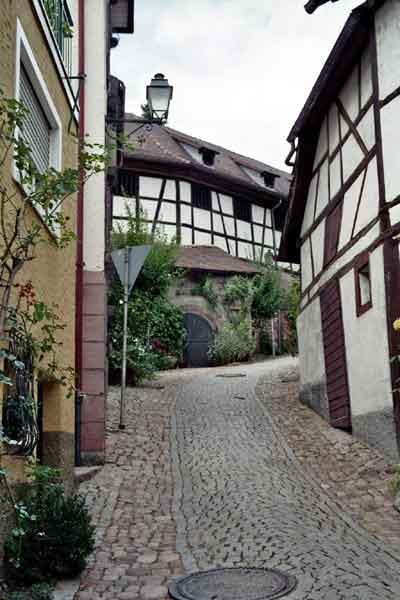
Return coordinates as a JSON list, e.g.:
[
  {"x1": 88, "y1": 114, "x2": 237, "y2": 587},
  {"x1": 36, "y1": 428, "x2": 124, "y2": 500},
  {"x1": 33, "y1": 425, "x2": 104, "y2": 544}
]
[{"x1": 146, "y1": 73, "x2": 174, "y2": 123}]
